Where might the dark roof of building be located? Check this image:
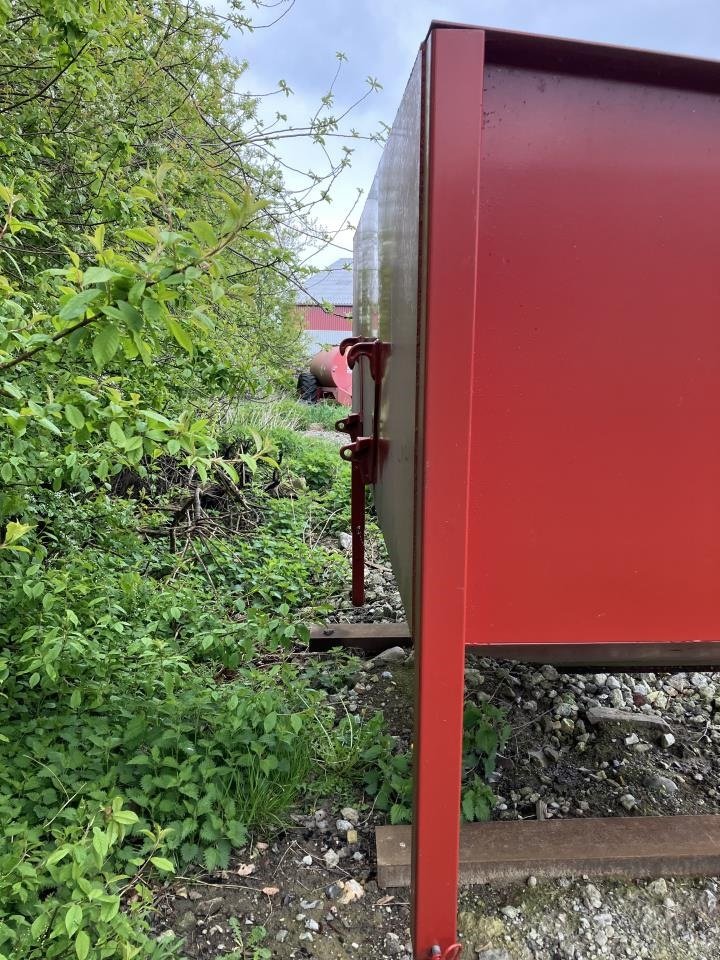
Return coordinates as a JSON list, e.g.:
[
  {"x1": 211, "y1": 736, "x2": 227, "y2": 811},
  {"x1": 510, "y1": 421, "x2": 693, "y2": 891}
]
[{"x1": 296, "y1": 257, "x2": 353, "y2": 306}]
